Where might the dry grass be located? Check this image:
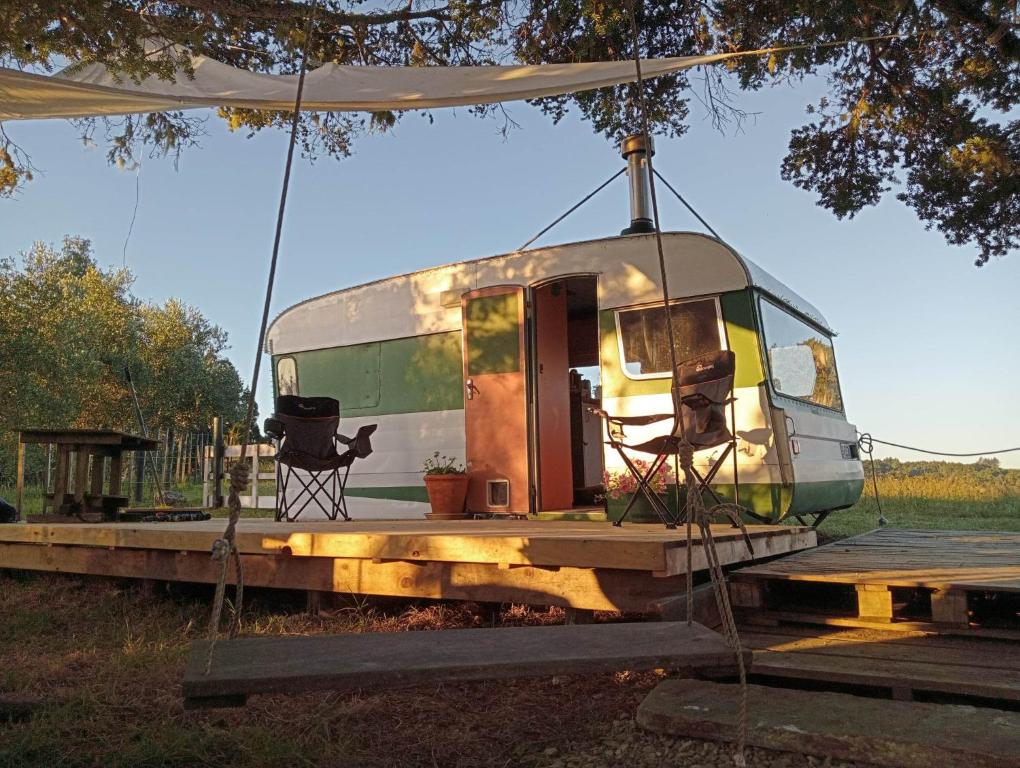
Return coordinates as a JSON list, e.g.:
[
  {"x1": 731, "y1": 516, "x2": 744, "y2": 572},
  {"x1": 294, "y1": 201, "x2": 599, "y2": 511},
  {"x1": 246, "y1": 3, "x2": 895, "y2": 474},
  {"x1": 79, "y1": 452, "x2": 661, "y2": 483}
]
[{"x1": 0, "y1": 573, "x2": 662, "y2": 768}]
